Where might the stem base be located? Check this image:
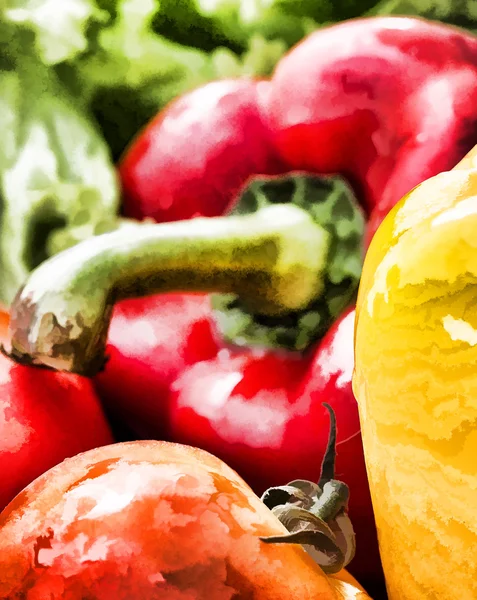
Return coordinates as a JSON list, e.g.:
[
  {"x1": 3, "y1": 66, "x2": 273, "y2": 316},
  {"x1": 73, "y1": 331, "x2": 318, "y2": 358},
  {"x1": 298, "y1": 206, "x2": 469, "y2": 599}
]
[{"x1": 212, "y1": 174, "x2": 365, "y2": 351}]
